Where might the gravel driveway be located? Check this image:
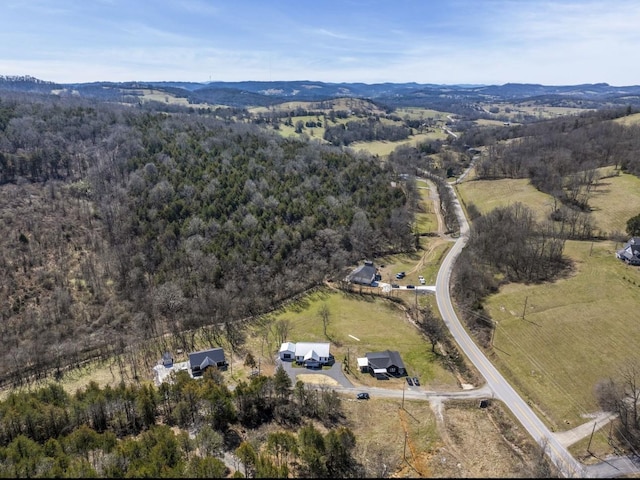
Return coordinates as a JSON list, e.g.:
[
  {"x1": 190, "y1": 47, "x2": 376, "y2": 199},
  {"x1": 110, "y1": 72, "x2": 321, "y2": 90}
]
[{"x1": 278, "y1": 358, "x2": 354, "y2": 388}]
